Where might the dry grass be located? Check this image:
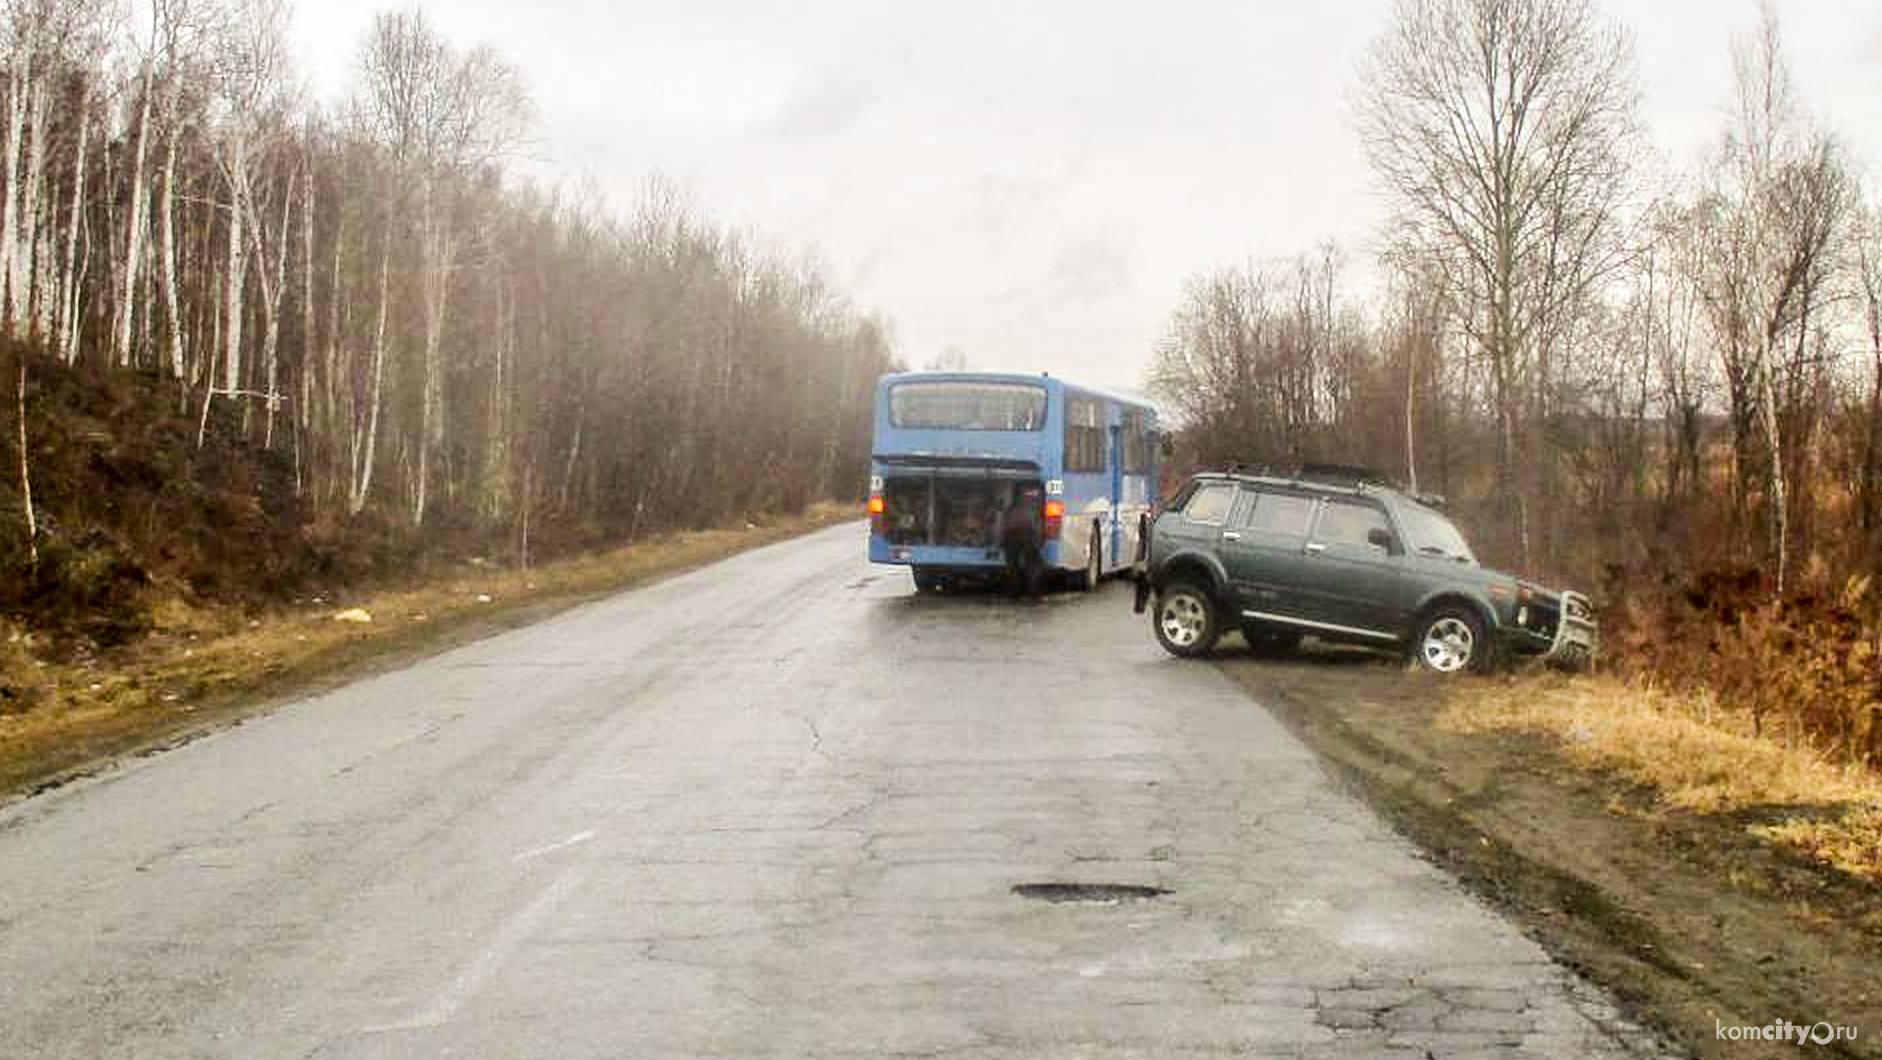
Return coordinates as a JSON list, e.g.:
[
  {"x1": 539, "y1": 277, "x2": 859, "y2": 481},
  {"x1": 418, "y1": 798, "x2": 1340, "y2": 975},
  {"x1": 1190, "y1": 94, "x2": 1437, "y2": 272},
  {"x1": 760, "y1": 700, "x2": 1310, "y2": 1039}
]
[
  {"x1": 0, "y1": 504, "x2": 857, "y2": 800},
  {"x1": 1439, "y1": 674, "x2": 1882, "y2": 882},
  {"x1": 1755, "y1": 808, "x2": 1882, "y2": 884}
]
